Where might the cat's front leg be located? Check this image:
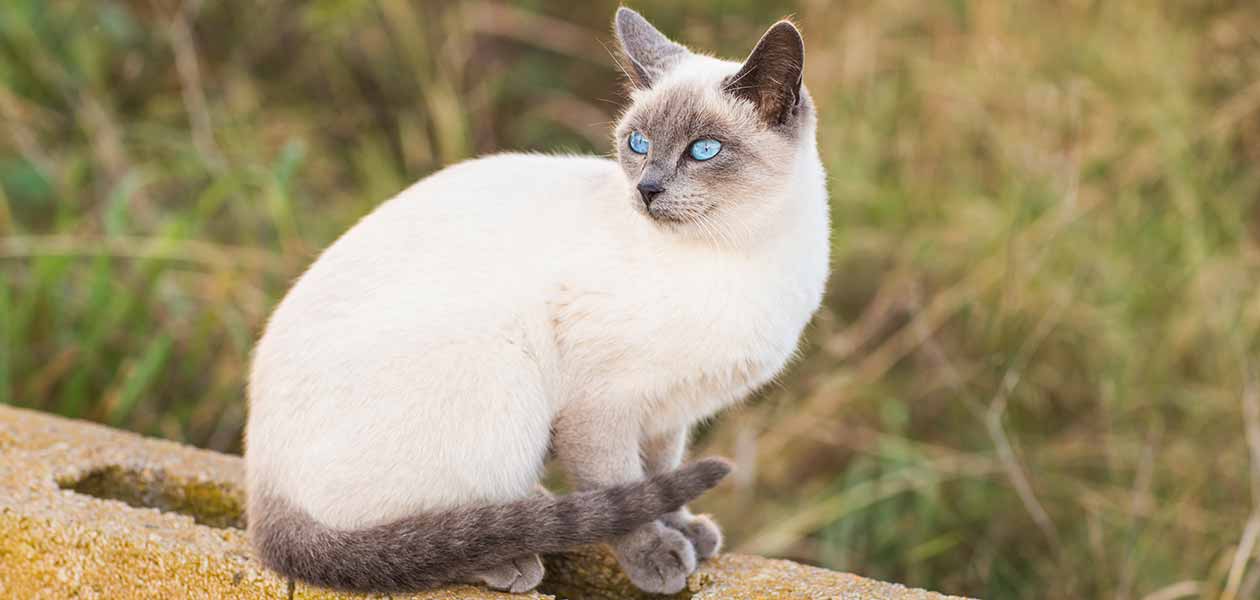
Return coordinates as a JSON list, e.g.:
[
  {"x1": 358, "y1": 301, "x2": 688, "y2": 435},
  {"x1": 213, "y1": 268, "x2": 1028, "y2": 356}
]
[
  {"x1": 643, "y1": 427, "x2": 724, "y2": 559},
  {"x1": 552, "y1": 407, "x2": 697, "y2": 594}
]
